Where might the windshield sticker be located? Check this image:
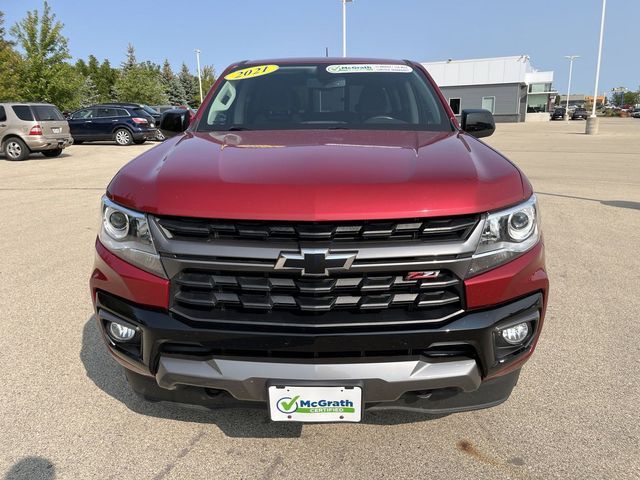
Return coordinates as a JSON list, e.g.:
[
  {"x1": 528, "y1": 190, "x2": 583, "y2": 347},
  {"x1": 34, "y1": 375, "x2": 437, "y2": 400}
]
[
  {"x1": 225, "y1": 64, "x2": 280, "y2": 80},
  {"x1": 326, "y1": 64, "x2": 413, "y2": 74}
]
